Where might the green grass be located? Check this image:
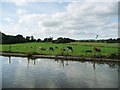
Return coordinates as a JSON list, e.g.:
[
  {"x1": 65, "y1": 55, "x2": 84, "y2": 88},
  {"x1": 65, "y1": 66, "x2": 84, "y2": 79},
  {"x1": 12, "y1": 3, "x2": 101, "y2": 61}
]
[{"x1": 0, "y1": 42, "x2": 119, "y2": 58}]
